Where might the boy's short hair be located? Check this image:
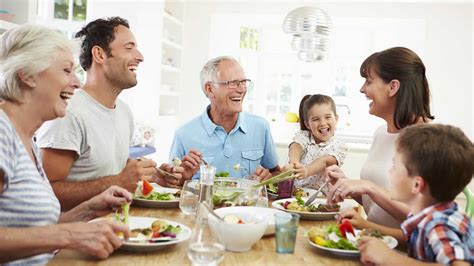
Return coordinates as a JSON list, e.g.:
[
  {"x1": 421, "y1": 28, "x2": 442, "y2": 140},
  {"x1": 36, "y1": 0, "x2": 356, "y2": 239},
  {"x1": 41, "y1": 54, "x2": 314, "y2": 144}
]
[{"x1": 396, "y1": 124, "x2": 473, "y2": 202}]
